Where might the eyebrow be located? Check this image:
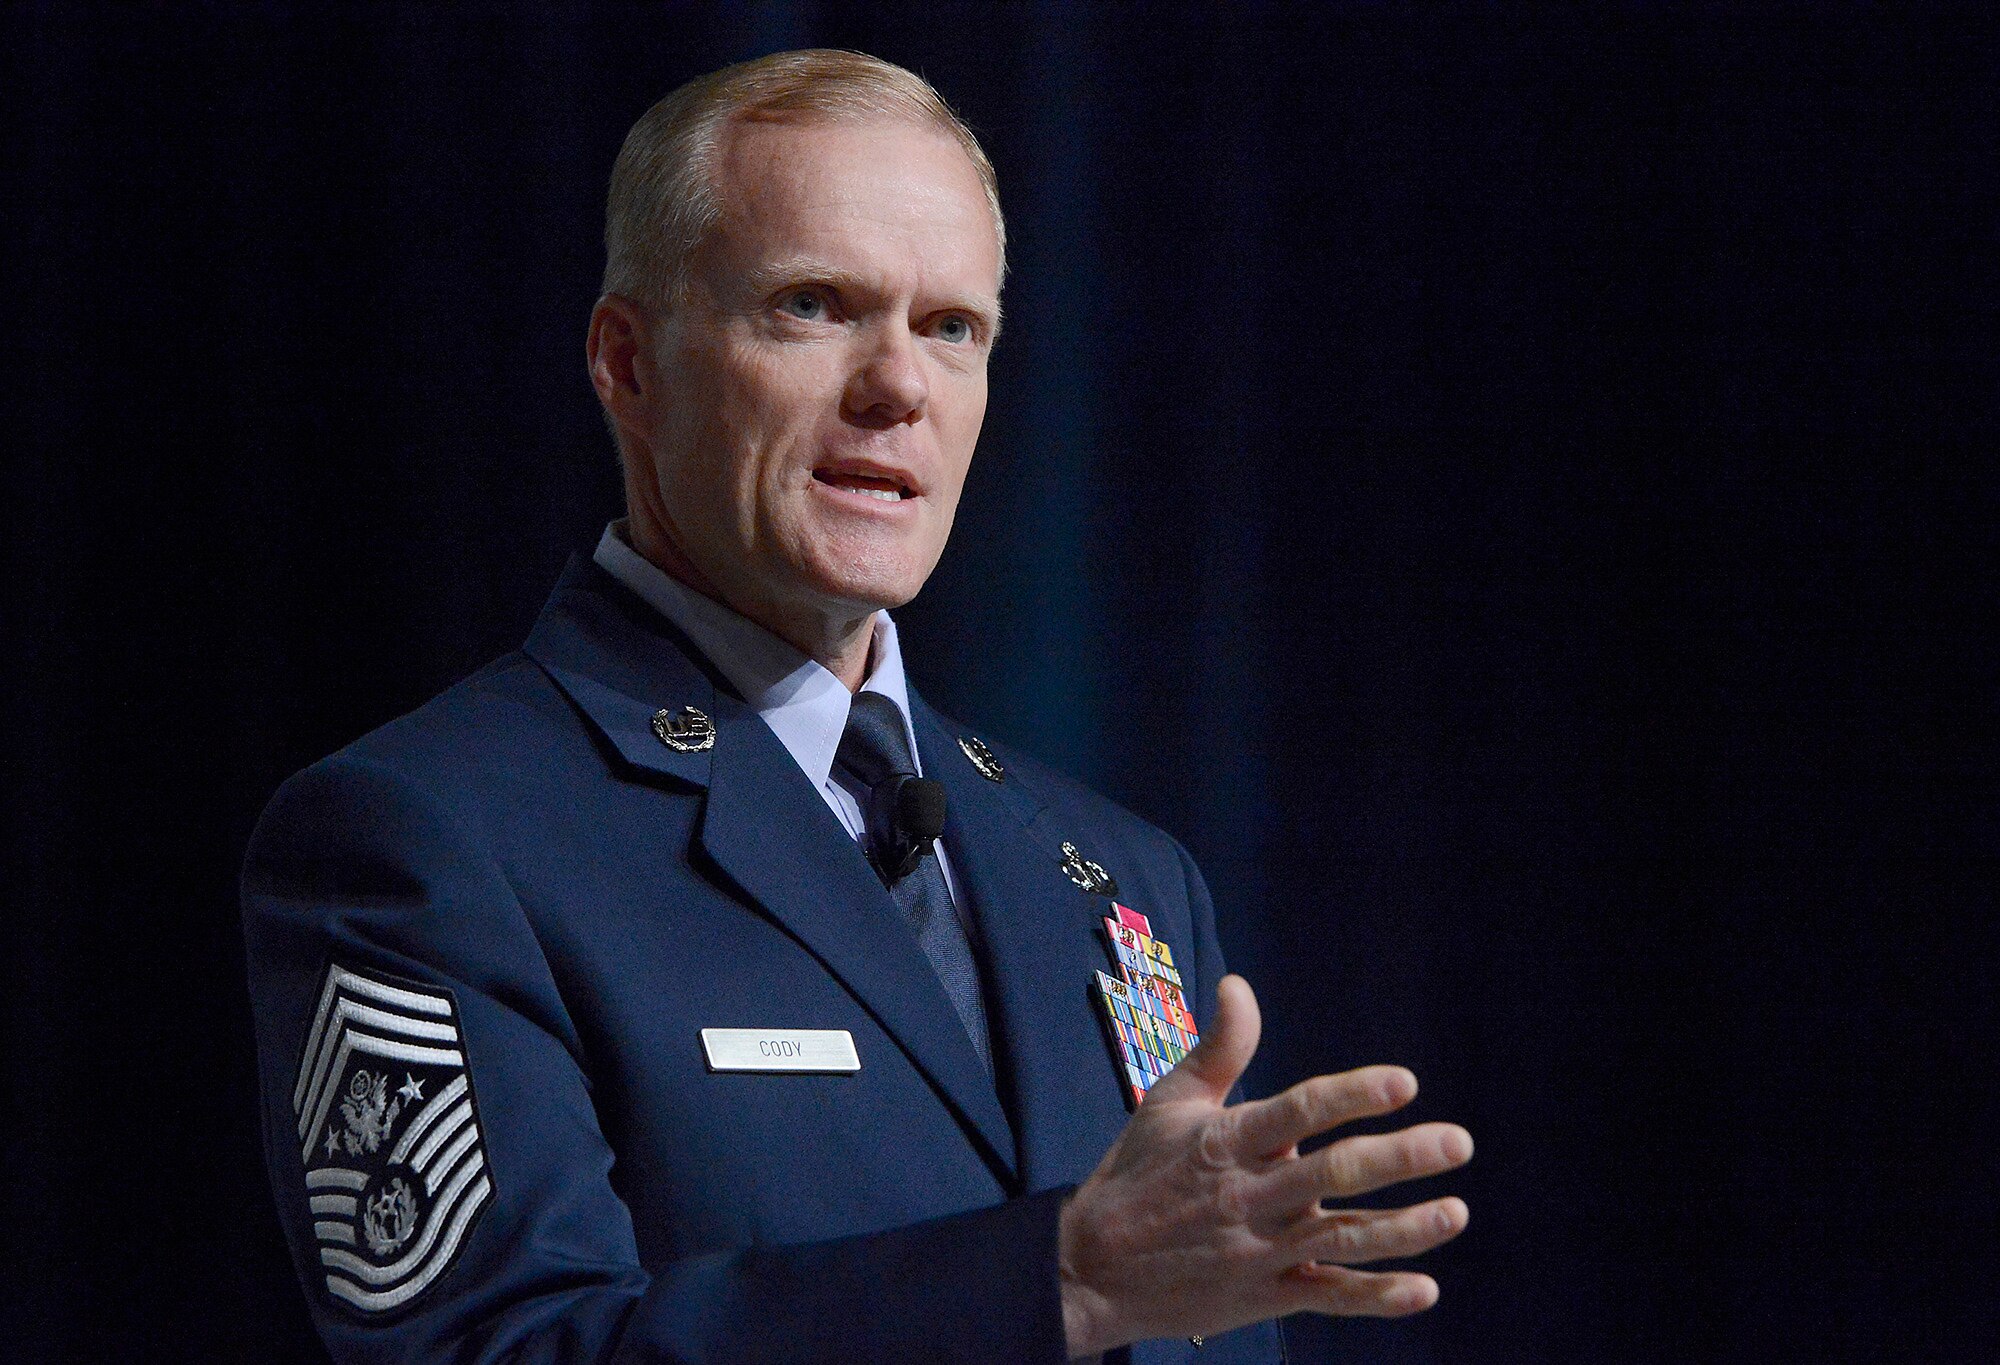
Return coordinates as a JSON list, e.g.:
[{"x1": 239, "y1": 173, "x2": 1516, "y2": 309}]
[
  {"x1": 742, "y1": 255, "x2": 1004, "y2": 336},
  {"x1": 741, "y1": 256, "x2": 863, "y2": 297}
]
